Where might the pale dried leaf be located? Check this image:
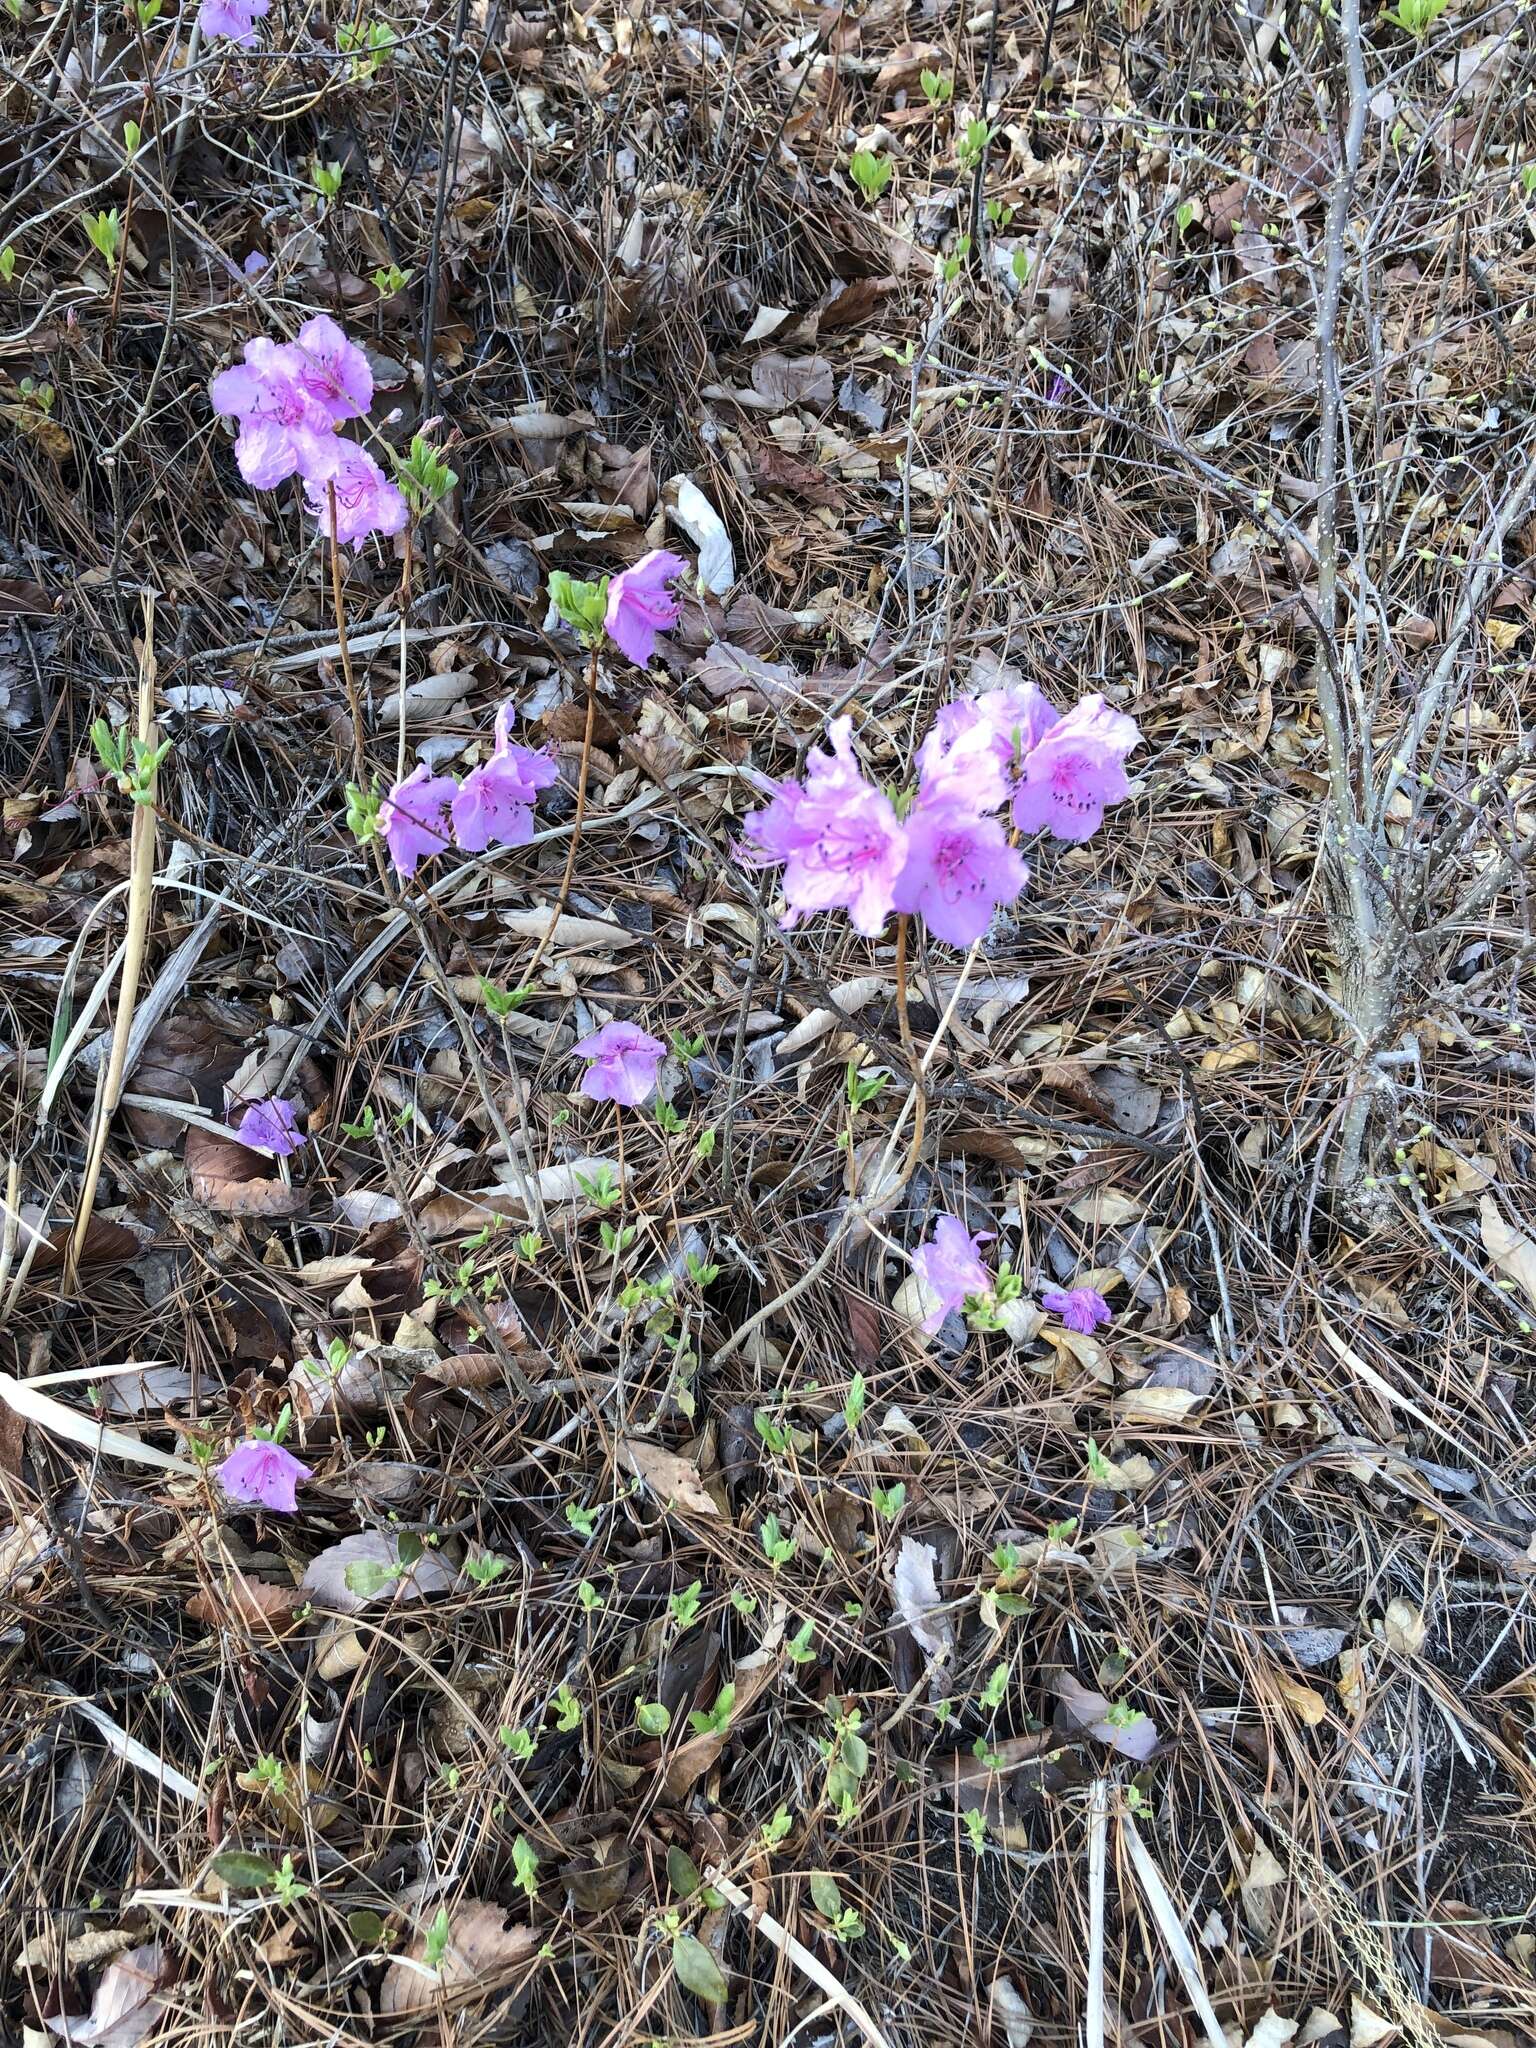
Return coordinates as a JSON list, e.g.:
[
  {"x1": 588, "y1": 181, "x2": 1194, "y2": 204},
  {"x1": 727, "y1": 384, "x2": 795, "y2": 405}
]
[
  {"x1": 1480, "y1": 1195, "x2": 1536, "y2": 1313},
  {"x1": 989, "y1": 1977, "x2": 1035, "y2": 2046},
  {"x1": 892, "y1": 1535, "x2": 949, "y2": 1656},
  {"x1": 301, "y1": 1531, "x2": 457, "y2": 1614},
  {"x1": 44, "y1": 1943, "x2": 166, "y2": 2048},
  {"x1": 379, "y1": 1904, "x2": 536, "y2": 2016},
  {"x1": 665, "y1": 475, "x2": 735, "y2": 593},
  {"x1": 1053, "y1": 1673, "x2": 1160, "y2": 1760},
  {"x1": 1244, "y1": 2010, "x2": 1299, "y2": 2048},
  {"x1": 620, "y1": 1438, "x2": 721, "y2": 1516}
]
